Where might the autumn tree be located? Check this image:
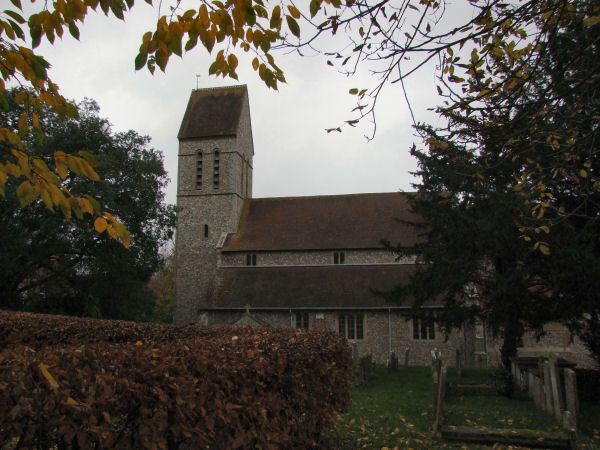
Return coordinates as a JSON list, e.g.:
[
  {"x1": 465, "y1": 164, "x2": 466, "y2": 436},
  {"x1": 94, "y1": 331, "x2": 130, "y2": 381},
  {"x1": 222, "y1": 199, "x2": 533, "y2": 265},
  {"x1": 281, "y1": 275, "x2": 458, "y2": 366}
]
[{"x1": 0, "y1": 91, "x2": 175, "y2": 320}]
